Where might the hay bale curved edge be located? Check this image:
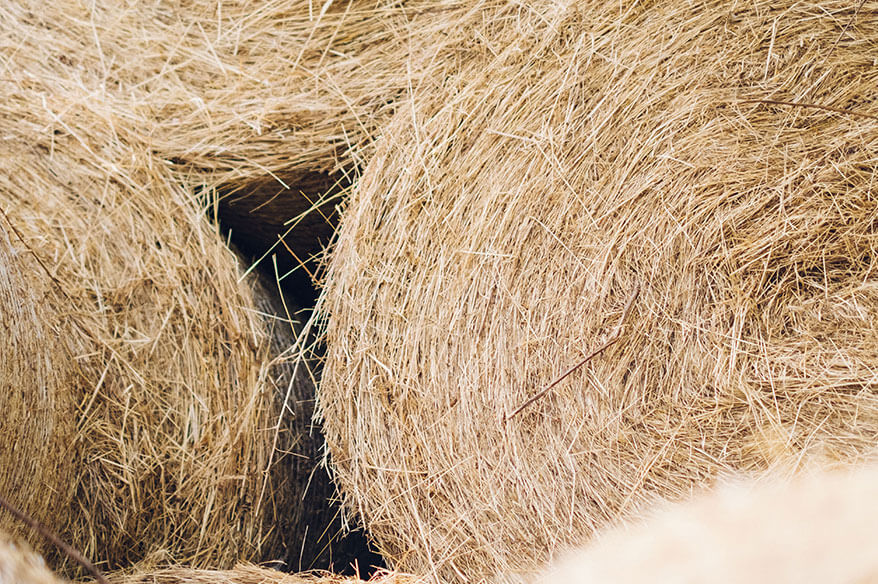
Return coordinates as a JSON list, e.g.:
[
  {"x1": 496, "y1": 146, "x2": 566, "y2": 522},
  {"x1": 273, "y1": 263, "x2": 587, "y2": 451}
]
[
  {"x1": 319, "y1": 1, "x2": 878, "y2": 581},
  {"x1": 0, "y1": 227, "x2": 78, "y2": 549}
]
